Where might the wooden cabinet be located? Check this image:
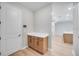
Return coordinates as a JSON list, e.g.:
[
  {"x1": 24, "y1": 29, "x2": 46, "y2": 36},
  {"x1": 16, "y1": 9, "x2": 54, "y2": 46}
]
[
  {"x1": 63, "y1": 33, "x2": 73, "y2": 44},
  {"x1": 28, "y1": 35, "x2": 34, "y2": 48},
  {"x1": 28, "y1": 35, "x2": 48, "y2": 54}
]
